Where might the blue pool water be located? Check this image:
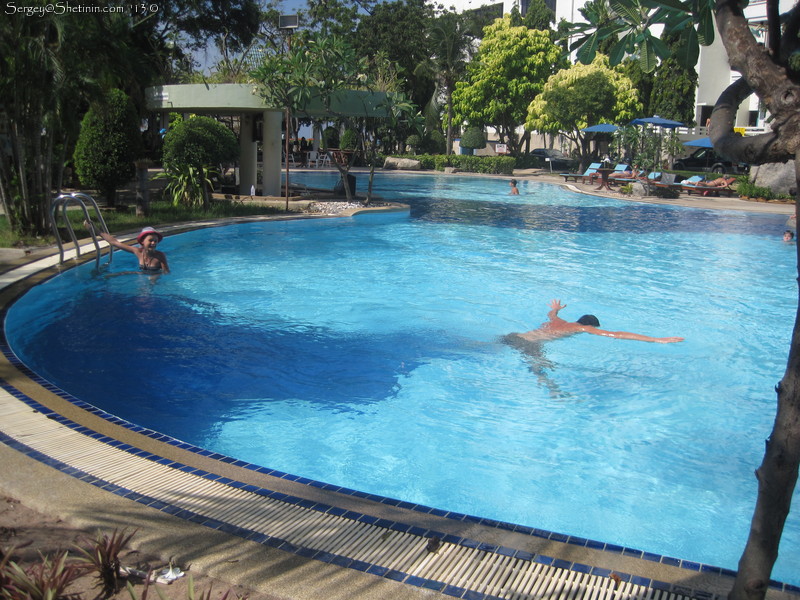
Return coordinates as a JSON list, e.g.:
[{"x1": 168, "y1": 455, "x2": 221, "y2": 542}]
[{"x1": 5, "y1": 173, "x2": 799, "y2": 584}]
